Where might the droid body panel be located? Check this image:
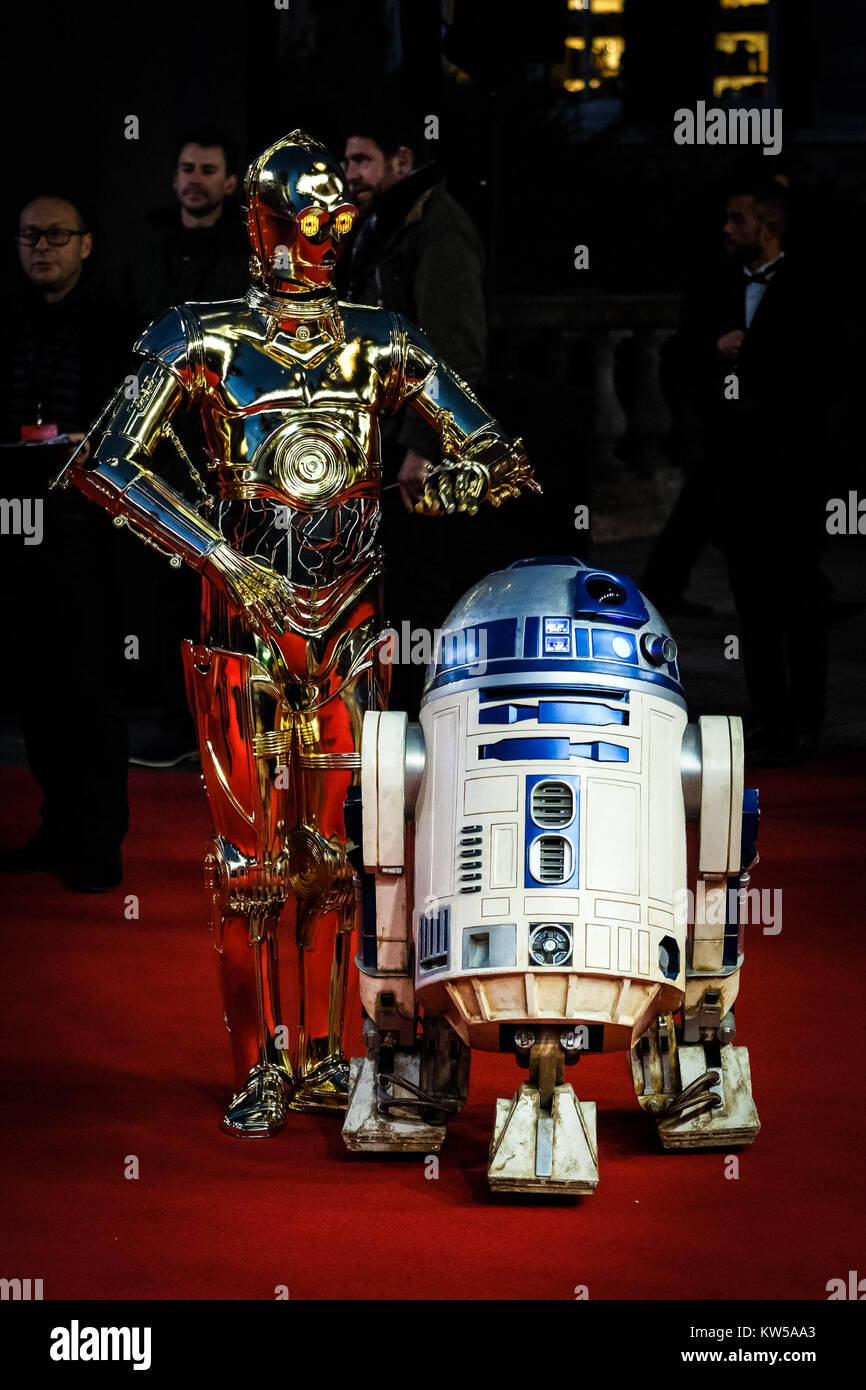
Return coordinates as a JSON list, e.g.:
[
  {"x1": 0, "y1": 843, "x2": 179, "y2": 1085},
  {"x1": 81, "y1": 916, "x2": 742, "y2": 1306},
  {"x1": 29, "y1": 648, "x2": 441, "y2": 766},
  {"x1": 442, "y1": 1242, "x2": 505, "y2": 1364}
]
[
  {"x1": 346, "y1": 558, "x2": 760, "y2": 1193},
  {"x1": 52, "y1": 130, "x2": 537, "y2": 1138}
]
